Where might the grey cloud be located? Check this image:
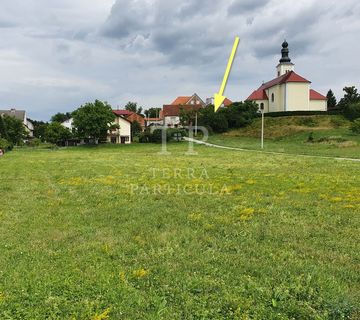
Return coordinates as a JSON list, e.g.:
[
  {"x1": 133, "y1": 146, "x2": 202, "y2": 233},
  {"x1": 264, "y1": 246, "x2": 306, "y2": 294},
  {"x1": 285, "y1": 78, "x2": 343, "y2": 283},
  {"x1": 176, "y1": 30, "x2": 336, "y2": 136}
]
[
  {"x1": 100, "y1": 0, "x2": 234, "y2": 66},
  {"x1": 228, "y1": 0, "x2": 270, "y2": 15},
  {"x1": 1, "y1": 0, "x2": 360, "y2": 120}
]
